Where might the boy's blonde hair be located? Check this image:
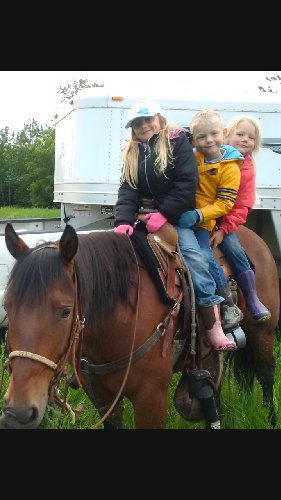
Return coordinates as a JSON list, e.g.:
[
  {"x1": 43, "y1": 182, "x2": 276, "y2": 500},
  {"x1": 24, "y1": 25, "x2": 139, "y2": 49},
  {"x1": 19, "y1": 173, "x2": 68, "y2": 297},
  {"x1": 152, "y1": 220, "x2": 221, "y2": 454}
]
[
  {"x1": 226, "y1": 116, "x2": 262, "y2": 155},
  {"x1": 189, "y1": 109, "x2": 224, "y2": 135},
  {"x1": 120, "y1": 115, "x2": 177, "y2": 187}
]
